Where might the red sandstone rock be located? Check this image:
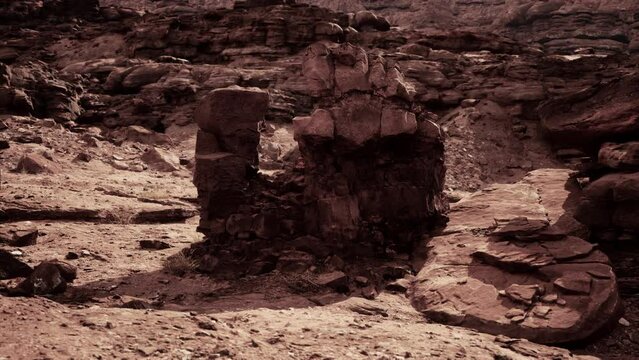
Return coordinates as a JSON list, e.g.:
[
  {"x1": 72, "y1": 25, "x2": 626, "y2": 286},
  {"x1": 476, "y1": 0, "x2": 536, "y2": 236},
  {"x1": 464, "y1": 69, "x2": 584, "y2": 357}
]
[{"x1": 409, "y1": 169, "x2": 621, "y2": 344}]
